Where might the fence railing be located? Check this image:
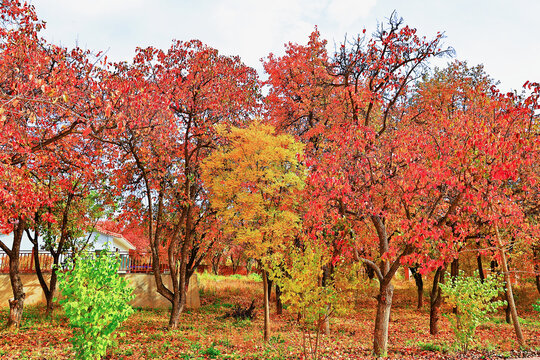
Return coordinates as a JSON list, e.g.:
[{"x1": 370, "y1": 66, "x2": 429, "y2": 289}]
[{"x1": 0, "y1": 251, "x2": 170, "y2": 274}]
